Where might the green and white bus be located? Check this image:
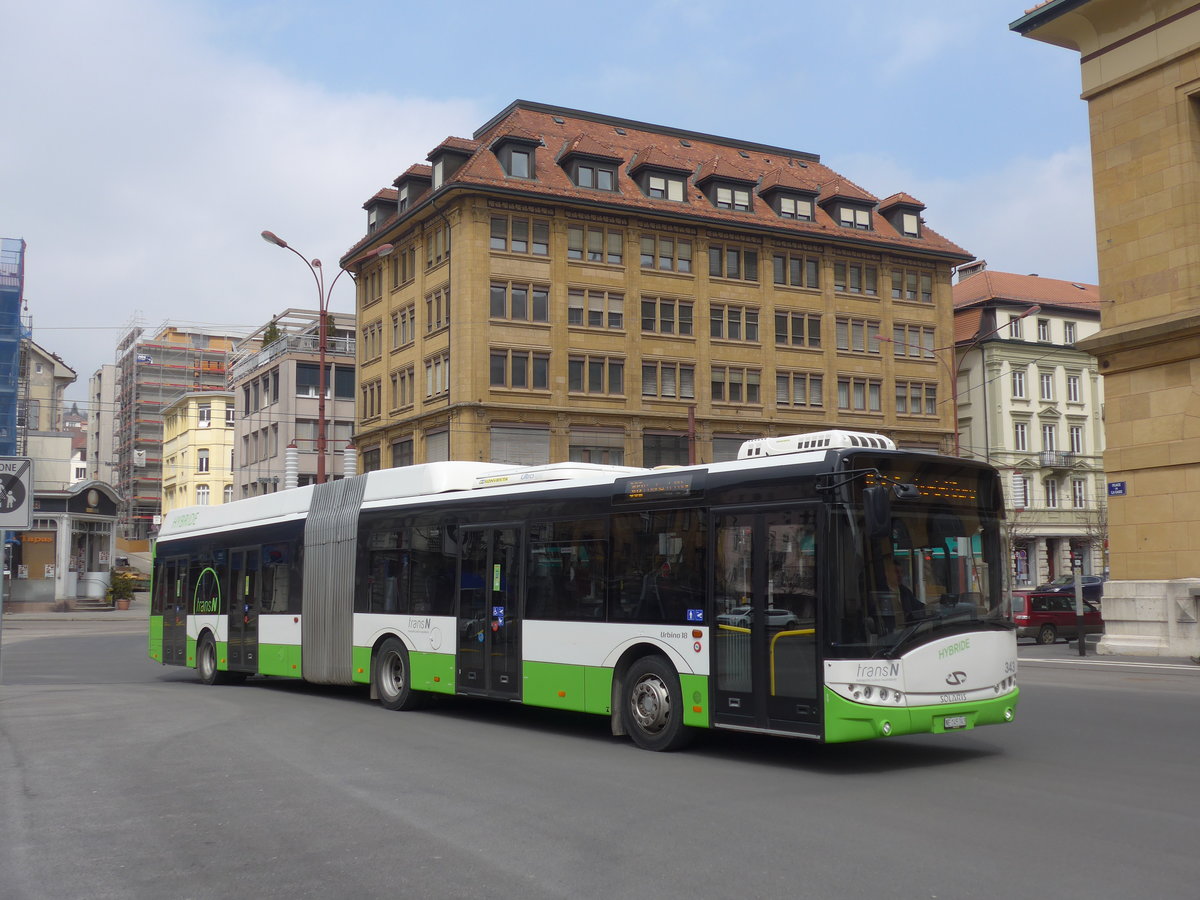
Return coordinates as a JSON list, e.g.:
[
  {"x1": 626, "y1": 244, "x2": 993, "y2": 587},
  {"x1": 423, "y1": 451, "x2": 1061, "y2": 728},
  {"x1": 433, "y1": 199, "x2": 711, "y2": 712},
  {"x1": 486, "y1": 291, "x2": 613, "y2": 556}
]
[{"x1": 149, "y1": 430, "x2": 1018, "y2": 751}]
